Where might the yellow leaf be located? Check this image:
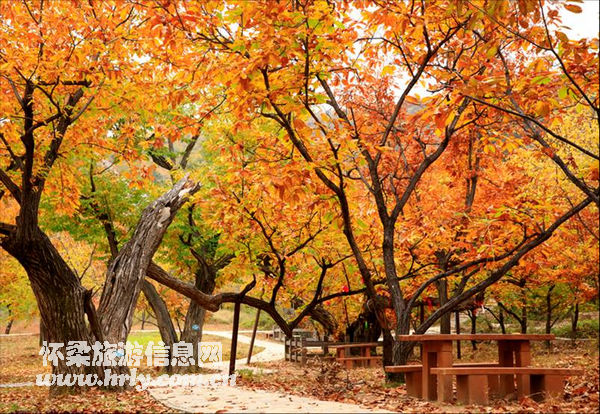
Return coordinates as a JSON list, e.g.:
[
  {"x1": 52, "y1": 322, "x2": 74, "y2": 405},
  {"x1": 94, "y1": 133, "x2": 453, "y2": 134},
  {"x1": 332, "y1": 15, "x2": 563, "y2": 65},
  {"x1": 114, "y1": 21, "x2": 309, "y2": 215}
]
[
  {"x1": 382, "y1": 65, "x2": 395, "y2": 76},
  {"x1": 534, "y1": 101, "x2": 550, "y2": 117},
  {"x1": 486, "y1": 45, "x2": 498, "y2": 58}
]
